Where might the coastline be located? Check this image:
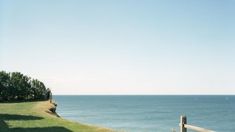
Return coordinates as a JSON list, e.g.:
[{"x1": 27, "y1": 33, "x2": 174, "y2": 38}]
[
  {"x1": 0, "y1": 100, "x2": 113, "y2": 132},
  {"x1": 44, "y1": 101, "x2": 114, "y2": 131}
]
